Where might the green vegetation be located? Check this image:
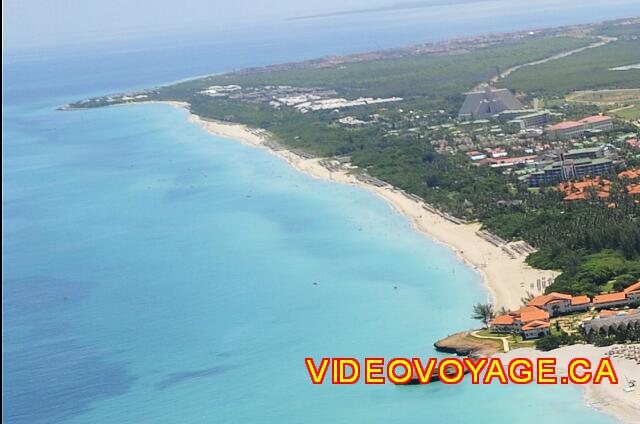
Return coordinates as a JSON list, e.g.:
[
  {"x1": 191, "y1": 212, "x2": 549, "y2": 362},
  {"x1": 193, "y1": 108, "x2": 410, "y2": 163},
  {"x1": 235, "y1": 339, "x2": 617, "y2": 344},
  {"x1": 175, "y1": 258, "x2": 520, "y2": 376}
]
[
  {"x1": 498, "y1": 40, "x2": 640, "y2": 95},
  {"x1": 505, "y1": 334, "x2": 536, "y2": 350},
  {"x1": 611, "y1": 102, "x2": 640, "y2": 121},
  {"x1": 177, "y1": 37, "x2": 591, "y2": 99},
  {"x1": 471, "y1": 303, "x2": 496, "y2": 328},
  {"x1": 535, "y1": 335, "x2": 562, "y2": 351},
  {"x1": 72, "y1": 21, "x2": 640, "y2": 301},
  {"x1": 567, "y1": 88, "x2": 640, "y2": 105}
]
